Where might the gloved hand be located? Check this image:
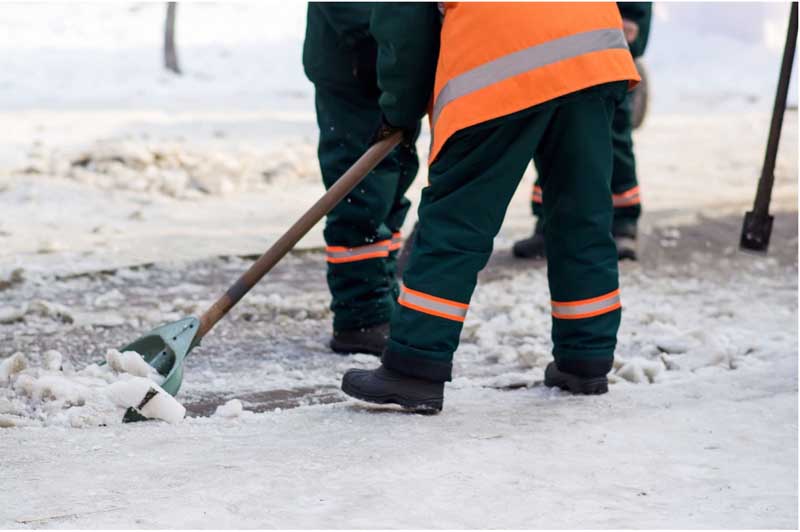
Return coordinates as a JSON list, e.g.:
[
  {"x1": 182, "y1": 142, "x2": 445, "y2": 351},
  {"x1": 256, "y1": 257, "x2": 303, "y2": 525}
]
[
  {"x1": 368, "y1": 114, "x2": 419, "y2": 149},
  {"x1": 622, "y1": 19, "x2": 639, "y2": 44}
]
